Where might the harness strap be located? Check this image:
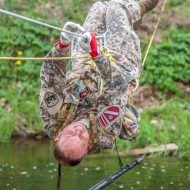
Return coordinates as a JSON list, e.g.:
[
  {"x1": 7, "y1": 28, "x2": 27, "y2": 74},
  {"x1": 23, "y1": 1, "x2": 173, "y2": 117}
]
[
  {"x1": 53, "y1": 103, "x2": 77, "y2": 134},
  {"x1": 90, "y1": 112, "x2": 98, "y2": 144},
  {"x1": 62, "y1": 104, "x2": 76, "y2": 127},
  {"x1": 88, "y1": 112, "x2": 100, "y2": 154},
  {"x1": 57, "y1": 104, "x2": 67, "y2": 122}
]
